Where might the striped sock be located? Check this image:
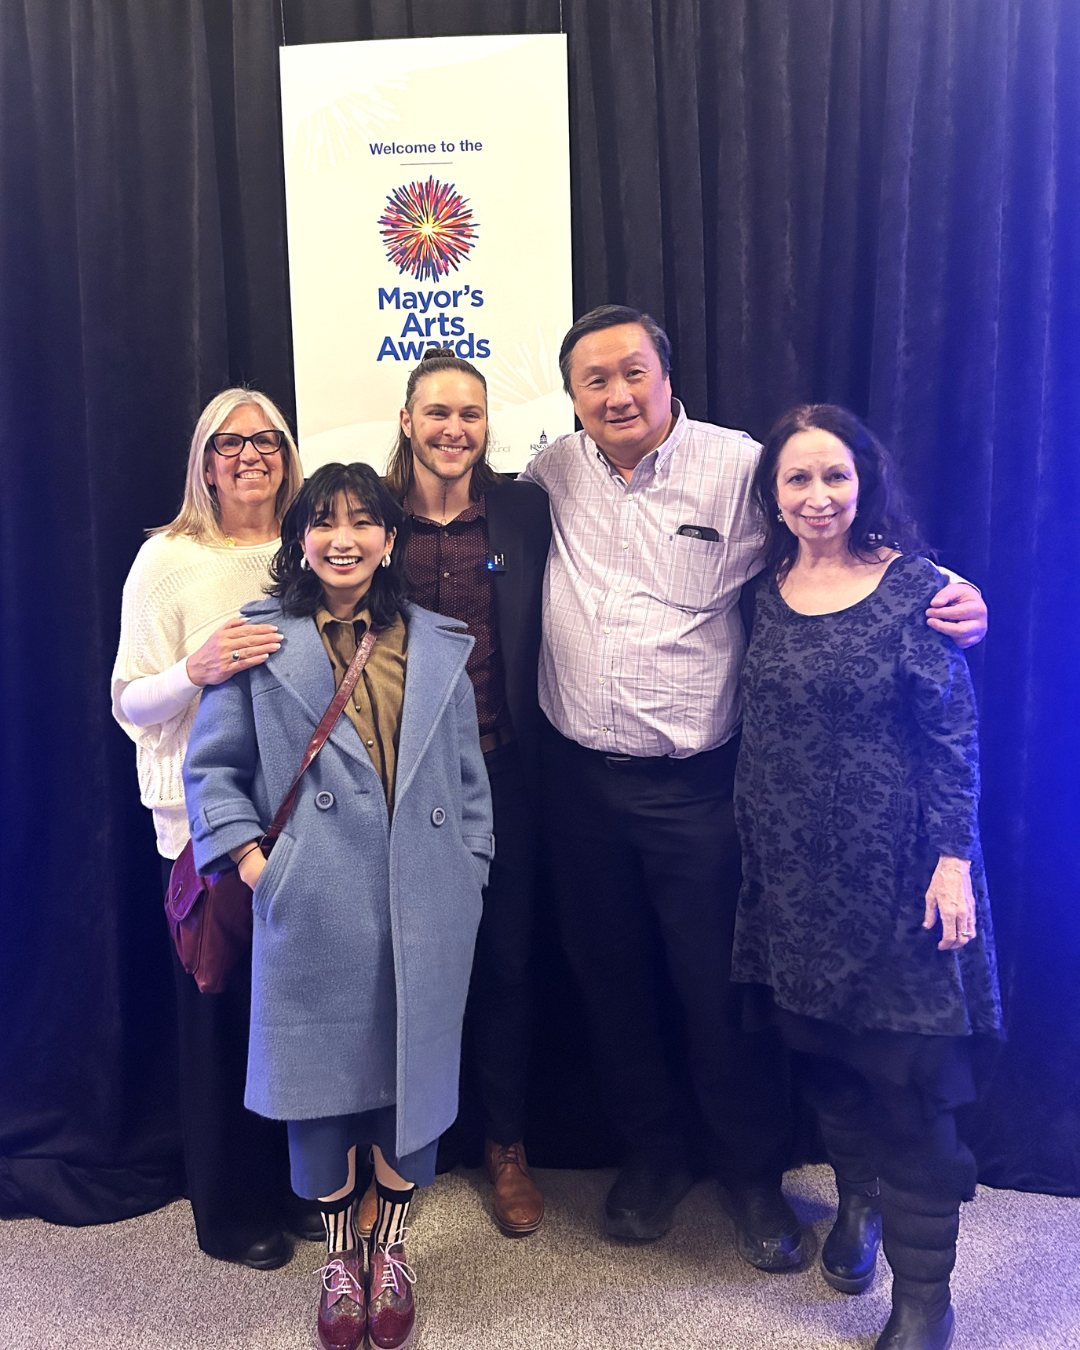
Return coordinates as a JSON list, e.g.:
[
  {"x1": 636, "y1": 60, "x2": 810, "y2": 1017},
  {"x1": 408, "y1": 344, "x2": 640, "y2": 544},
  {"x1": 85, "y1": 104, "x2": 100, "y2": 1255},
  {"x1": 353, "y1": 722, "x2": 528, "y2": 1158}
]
[
  {"x1": 372, "y1": 1179, "x2": 415, "y2": 1249},
  {"x1": 319, "y1": 1195, "x2": 356, "y2": 1254}
]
